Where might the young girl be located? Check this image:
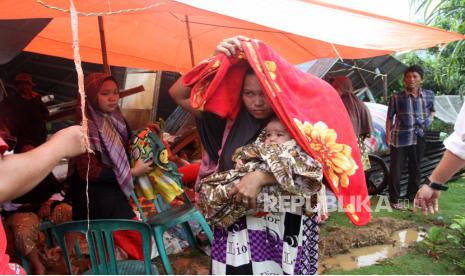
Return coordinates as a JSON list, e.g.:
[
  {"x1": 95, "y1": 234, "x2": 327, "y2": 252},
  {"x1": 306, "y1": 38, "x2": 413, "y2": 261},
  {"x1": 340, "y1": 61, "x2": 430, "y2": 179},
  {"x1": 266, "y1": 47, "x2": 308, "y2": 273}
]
[
  {"x1": 198, "y1": 116, "x2": 323, "y2": 228},
  {"x1": 69, "y1": 73, "x2": 152, "y2": 260}
]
